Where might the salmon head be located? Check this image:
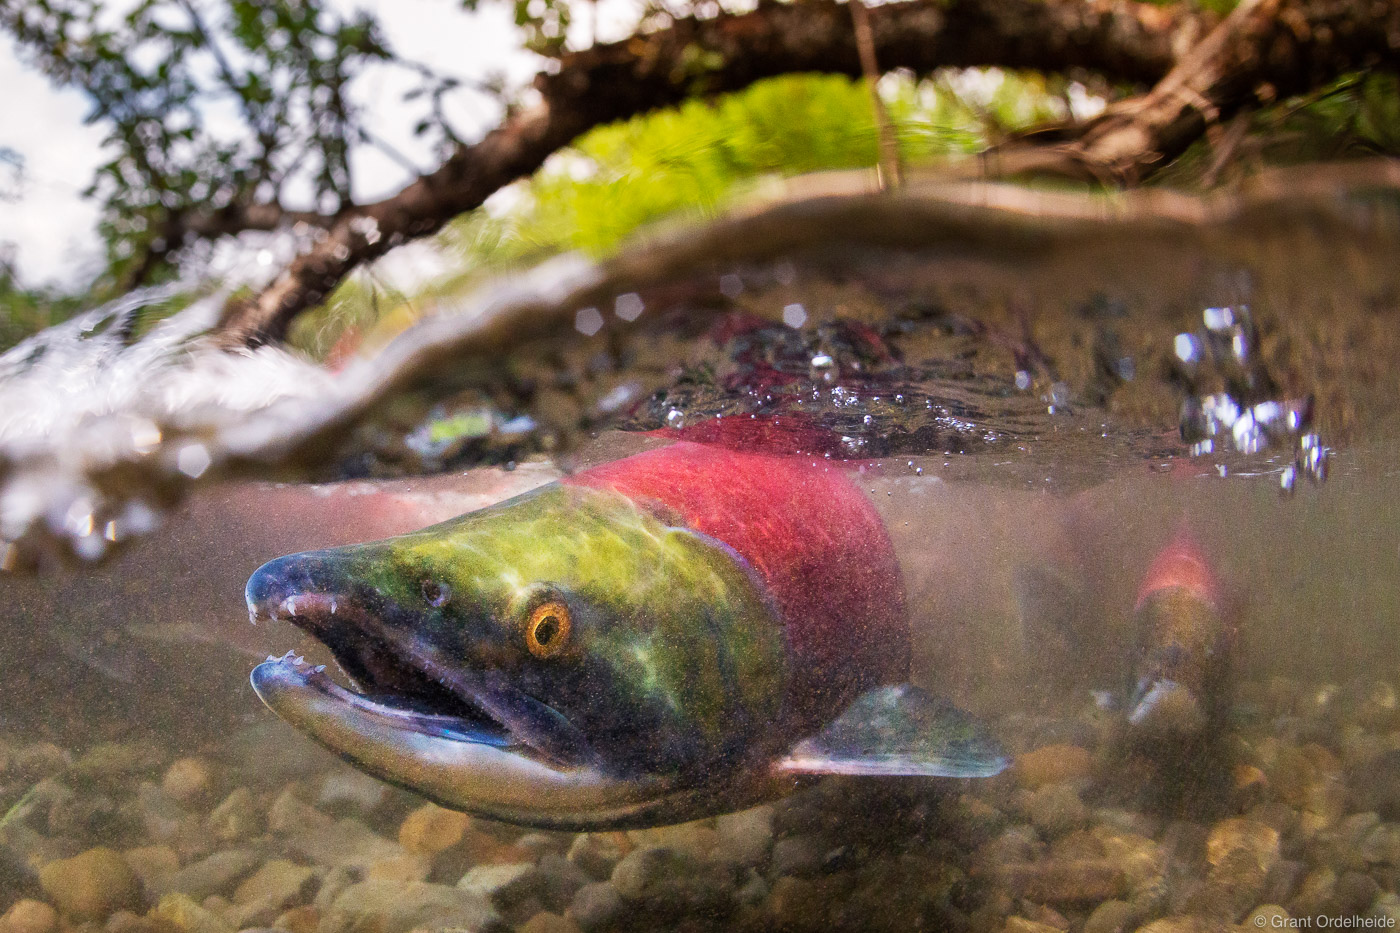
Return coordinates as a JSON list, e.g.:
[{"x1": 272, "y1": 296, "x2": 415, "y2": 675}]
[{"x1": 247, "y1": 482, "x2": 795, "y2": 829}]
